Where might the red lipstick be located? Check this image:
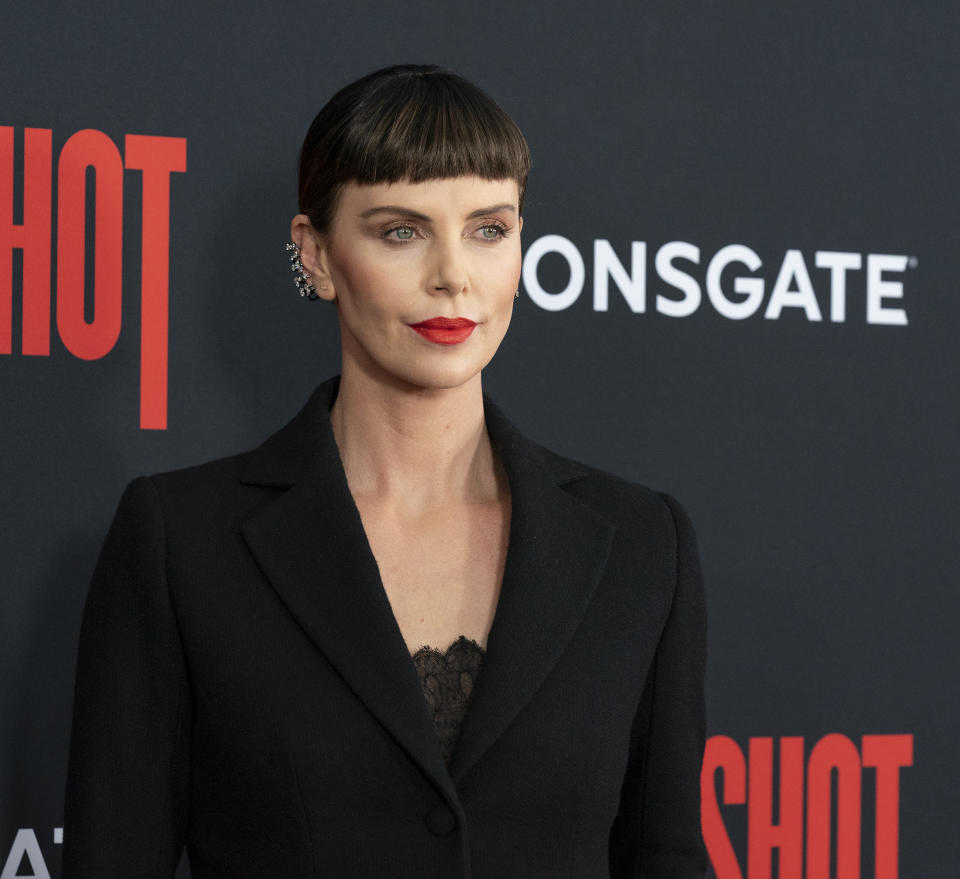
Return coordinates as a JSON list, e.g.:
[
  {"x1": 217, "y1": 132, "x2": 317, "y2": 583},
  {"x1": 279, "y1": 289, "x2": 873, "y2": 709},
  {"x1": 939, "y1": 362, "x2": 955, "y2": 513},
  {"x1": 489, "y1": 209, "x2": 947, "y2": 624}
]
[{"x1": 408, "y1": 317, "x2": 477, "y2": 345}]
